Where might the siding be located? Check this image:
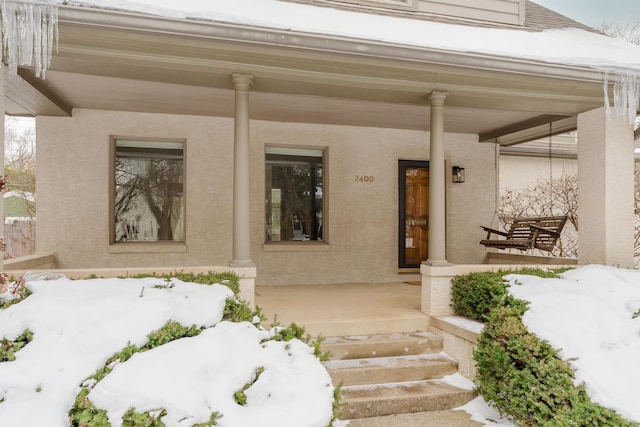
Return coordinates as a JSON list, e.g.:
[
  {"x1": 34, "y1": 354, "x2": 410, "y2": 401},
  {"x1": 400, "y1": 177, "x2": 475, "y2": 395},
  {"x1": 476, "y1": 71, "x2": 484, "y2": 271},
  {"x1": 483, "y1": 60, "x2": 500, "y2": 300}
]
[{"x1": 416, "y1": 0, "x2": 523, "y2": 25}]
